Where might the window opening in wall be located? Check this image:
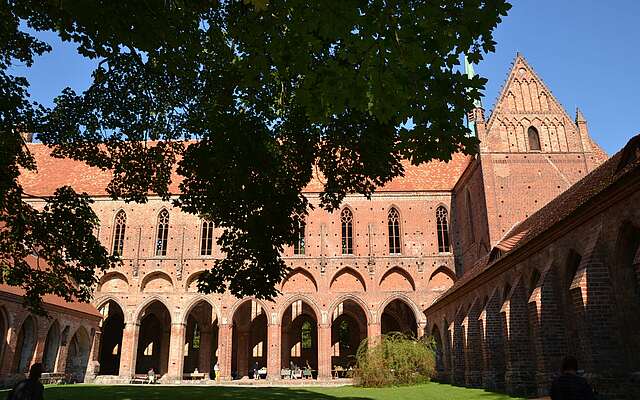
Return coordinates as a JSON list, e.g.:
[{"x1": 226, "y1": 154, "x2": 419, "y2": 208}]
[
  {"x1": 155, "y1": 209, "x2": 169, "y2": 256},
  {"x1": 301, "y1": 321, "x2": 312, "y2": 349},
  {"x1": 294, "y1": 218, "x2": 306, "y2": 255},
  {"x1": 528, "y1": 126, "x2": 541, "y2": 151},
  {"x1": 436, "y1": 206, "x2": 451, "y2": 253},
  {"x1": 200, "y1": 220, "x2": 214, "y2": 256},
  {"x1": 341, "y1": 208, "x2": 354, "y2": 255},
  {"x1": 388, "y1": 208, "x2": 401, "y2": 254},
  {"x1": 112, "y1": 210, "x2": 126, "y2": 256}
]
